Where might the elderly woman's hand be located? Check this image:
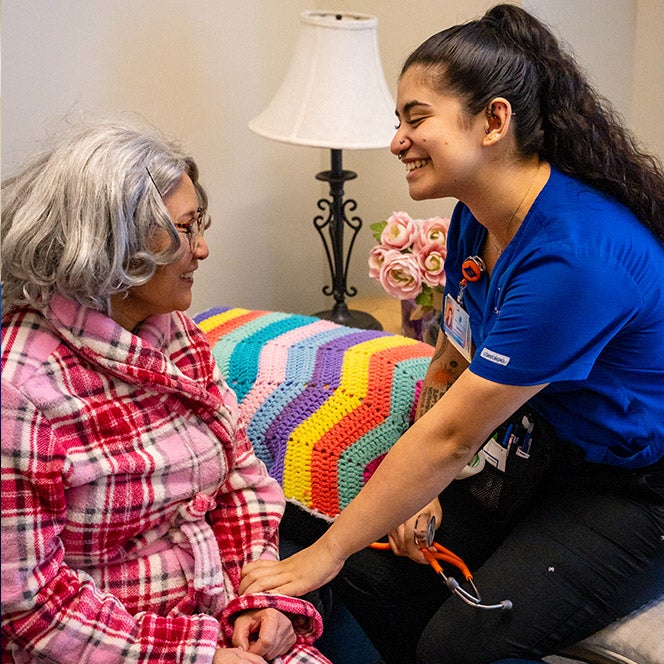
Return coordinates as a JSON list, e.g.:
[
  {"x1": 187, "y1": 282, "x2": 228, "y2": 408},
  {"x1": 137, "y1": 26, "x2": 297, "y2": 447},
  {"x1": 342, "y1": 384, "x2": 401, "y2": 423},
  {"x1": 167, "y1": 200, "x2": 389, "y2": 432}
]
[
  {"x1": 212, "y1": 647, "x2": 267, "y2": 663},
  {"x1": 231, "y1": 608, "x2": 296, "y2": 660}
]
